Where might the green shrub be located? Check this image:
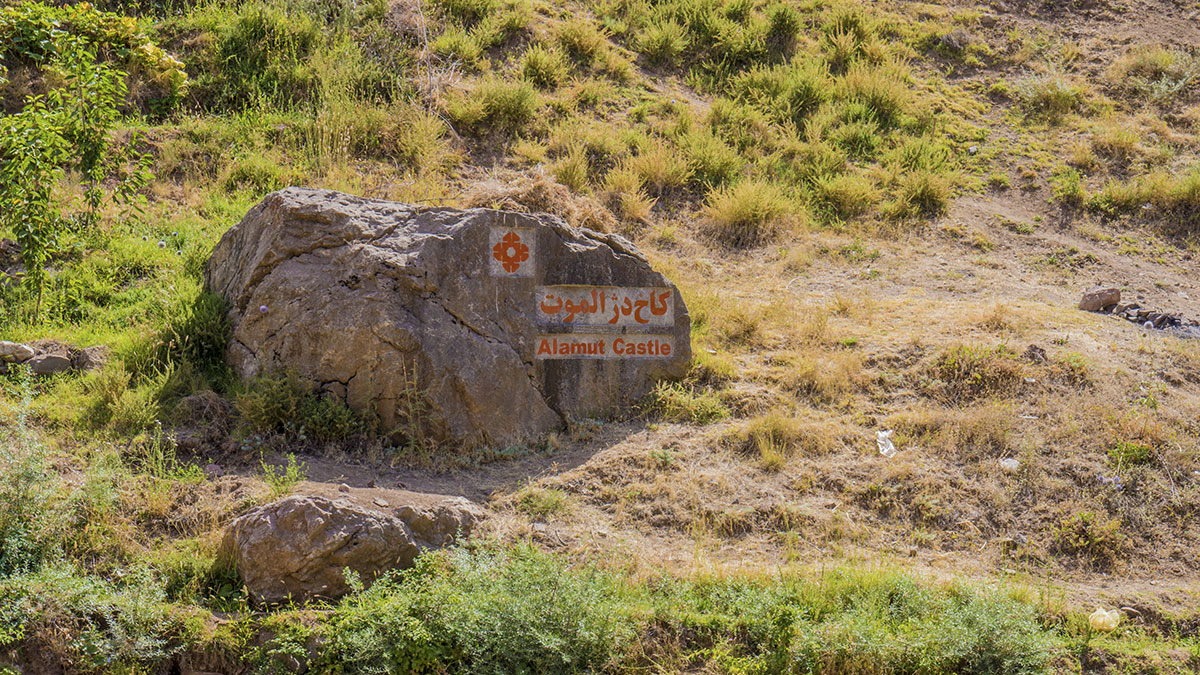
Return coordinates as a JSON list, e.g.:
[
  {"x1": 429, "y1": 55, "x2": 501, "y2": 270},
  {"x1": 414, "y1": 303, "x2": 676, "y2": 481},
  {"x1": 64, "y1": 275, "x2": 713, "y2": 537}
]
[
  {"x1": 557, "y1": 17, "x2": 607, "y2": 63},
  {"x1": 431, "y1": 27, "x2": 483, "y2": 65},
  {"x1": 552, "y1": 143, "x2": 591, "y2": 191},
  {"x1": 222, "y1": 152, "x2": 294, "y2": 195},
  {"x1": 638, "y1": 18, "x2": 688, "y2": 65},
  {"x1": 153, "y1": 291, "x2": 231, "y2": 382},
  {"x1": 1049, "y1": 511, "x2": 1128, "y2": 570},
  {"x1": 815, "y1": 172, "x2": 879, "y2": 219},
  {"x1": 683, "y1": 129, "x2": 742, "y2": 187},
  {"x1": 628, "y1": 139, "x2": 692, "y2": 195},
  {"x1": 892, "y1": 169, "x2": 950, "y2": 217},
  {"x1": 1051, "y1": 166, "x2": 1086, "y2": 206},
  {"x1": 839, "y1": 61, "x2": 910, "y2": 128},
  {"x1": 1108, "y1": 440, "x2": 1152, "y2": 466},
  {"x1": 932, "y1": 343, "x2": 1025, "y2": 401},
  {"x1": 448, "y1": 78, "x2": 537, "y2": 134},
  {"x1": 0, "y1": 375, "x2": 66, "y2": 576},
  {"x1": 830, "y1": 119, "x2": 881, "y2": 158},
  {"x1": 324, "y1": 545, "x2": 635, "y2": 674},
  {"x1": 644, "y1": 381, "x2": 729, "y2": 424},
  {"x1": 520, "y1": 44, "x2": 568, "y2": 89},
  {"x1": 436, "y1": 0, "x2": 496, "y2": 24},
  {"x1": 729, "y1": 62, "x2": 829, "y2": 129},
  {"x1": 1015, "y1": 69, "x2": 1087, "y2": 119},
  {"x1": 0, "y1": 567, "x2": 192, "y2": 669},
  {"x1": 233, "y1": 371, "x2": 311, "y2": 434},
  {"x1": 516, "y1": 486, "x2": 572, "y2": 519},
  {"x1": 234, "y1": 371, "x2": 363, "y2": 440},
  {"x1": 701, "y1": 179, "x2": 792, "y2": 247},
  {"x1": 215, "y1": 2, "x2": 320, "y2": 107},
  {"x1": 262, "y1": 453, "x2": 307, "y2": 497}
]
